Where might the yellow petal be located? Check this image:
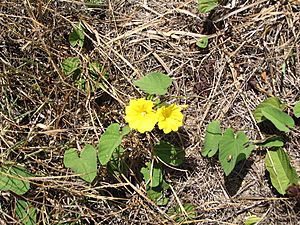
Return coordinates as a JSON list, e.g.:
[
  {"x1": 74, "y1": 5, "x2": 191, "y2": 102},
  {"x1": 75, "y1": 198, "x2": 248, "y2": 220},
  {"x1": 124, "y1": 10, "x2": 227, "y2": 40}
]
[
  {"x1": 124, "y1": 98, "x2": 157, "y2": 133},
  {"x1": 156, "y1": 104, "x2": 183, "y2": 133}
]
